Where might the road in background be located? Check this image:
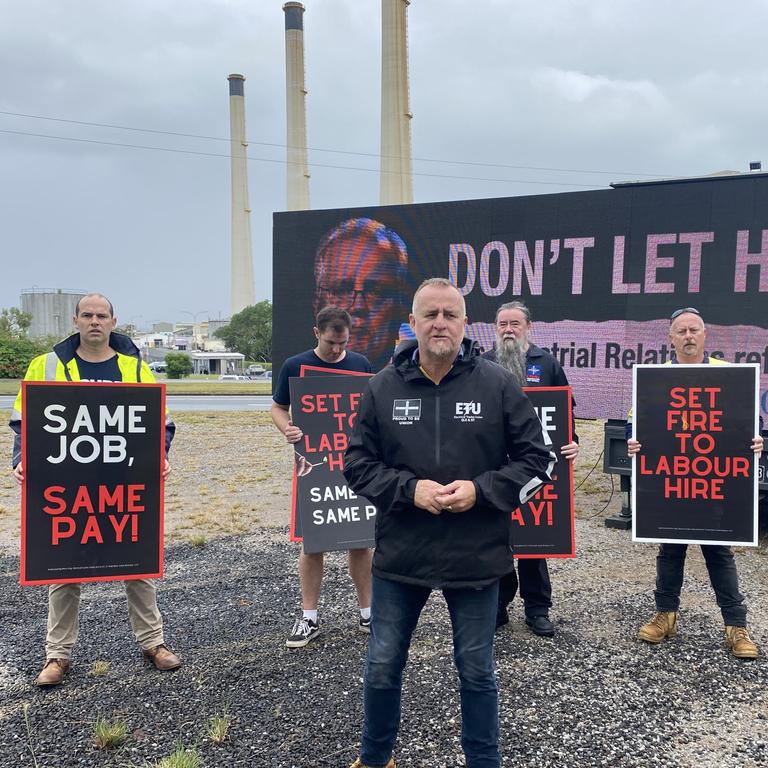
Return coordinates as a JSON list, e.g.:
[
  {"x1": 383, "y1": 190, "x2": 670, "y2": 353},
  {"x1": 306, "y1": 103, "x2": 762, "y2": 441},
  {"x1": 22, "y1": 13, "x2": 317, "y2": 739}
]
[{"x1": 0, "y1": 395, "x2": 273, "y2": 412}]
